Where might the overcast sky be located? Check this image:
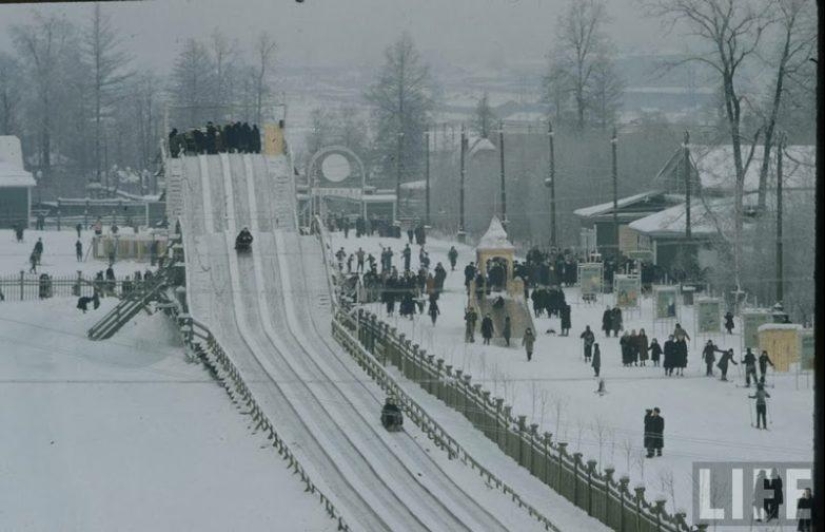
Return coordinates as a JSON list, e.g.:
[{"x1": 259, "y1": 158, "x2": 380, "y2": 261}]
[{"x1": 0, "y1": 0, "x2": 670, "y2": 73}]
